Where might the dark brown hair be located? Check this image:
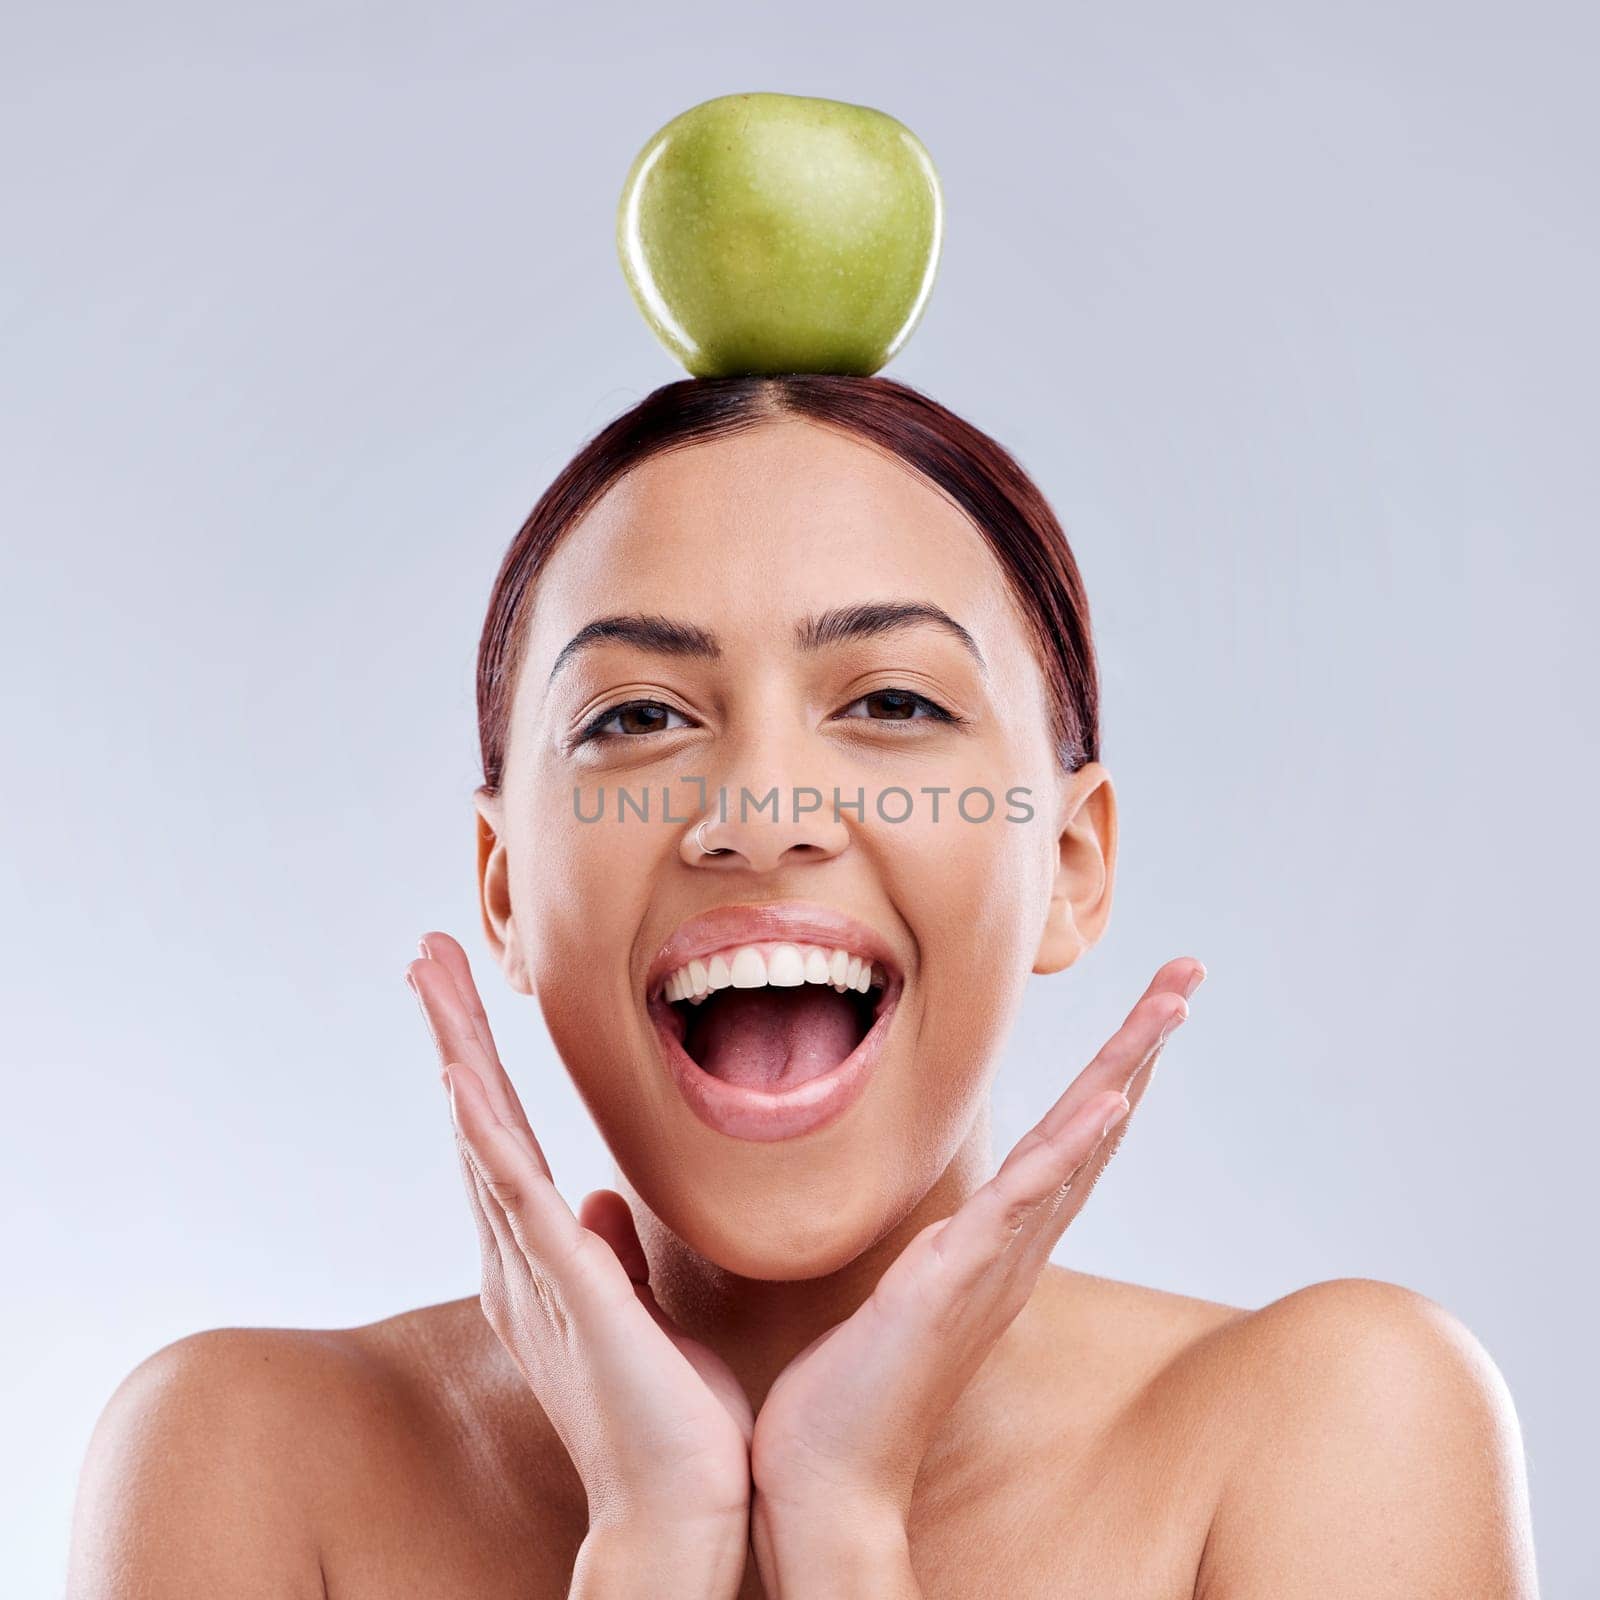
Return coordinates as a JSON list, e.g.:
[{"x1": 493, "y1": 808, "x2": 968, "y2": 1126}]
[{"x1": 475, "y1": 374, "x2": 1099, "y2": 794}]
